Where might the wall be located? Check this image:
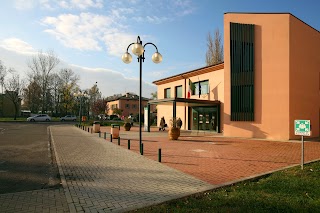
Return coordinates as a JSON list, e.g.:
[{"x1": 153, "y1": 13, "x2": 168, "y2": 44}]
[
  {"x1": 224, "y1": 13, "x2": 291, "y2": 140},
  {"x1": 289, "y1": 16, "x2": 320, "y2": 139}
]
